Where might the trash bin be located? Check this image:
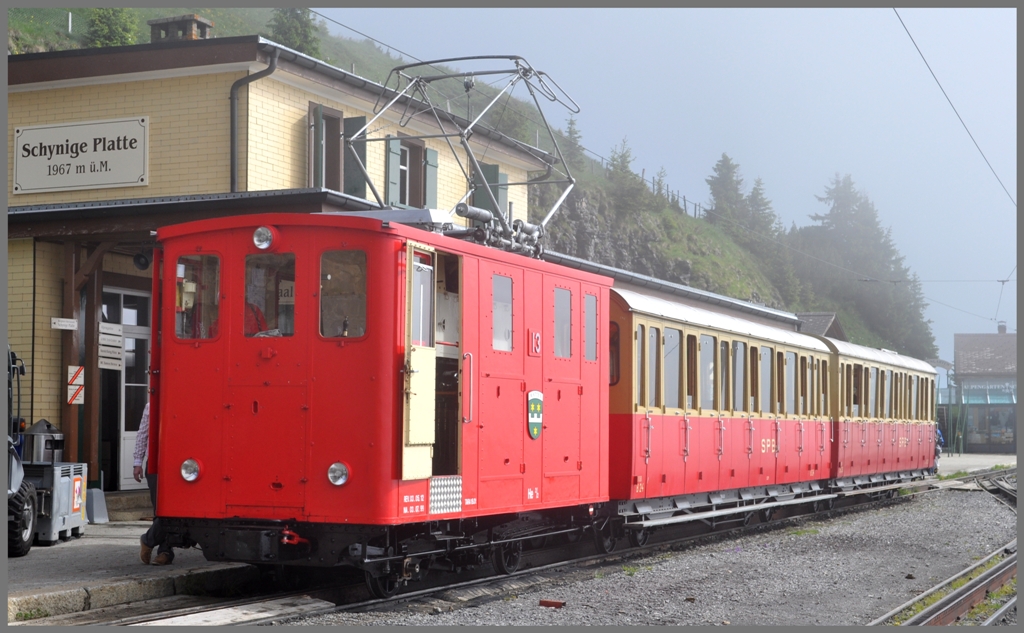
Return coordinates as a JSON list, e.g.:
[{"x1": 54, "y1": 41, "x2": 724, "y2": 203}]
[{"x1": 21, "y1": 419, "x2": 64, "y2": 464}]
